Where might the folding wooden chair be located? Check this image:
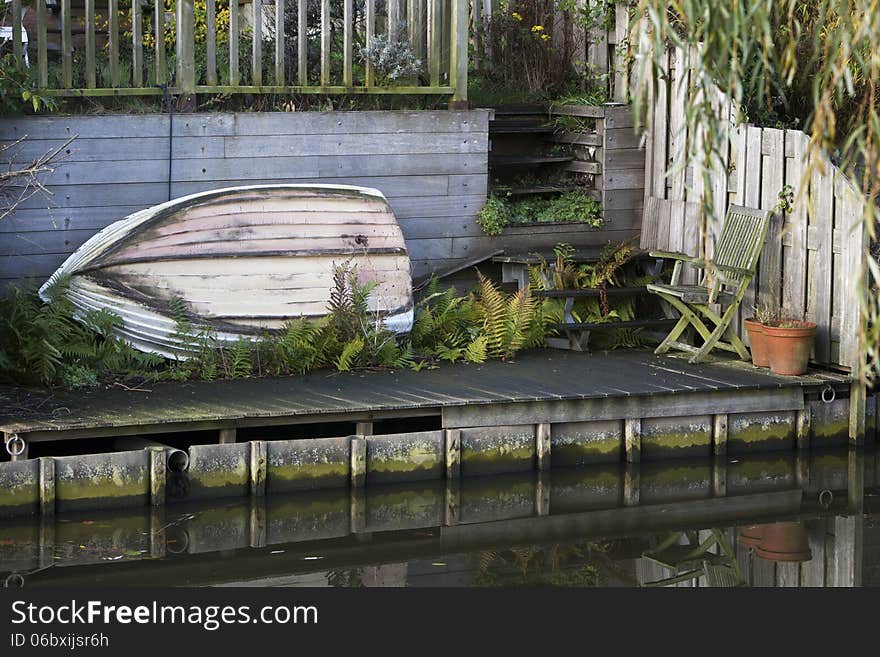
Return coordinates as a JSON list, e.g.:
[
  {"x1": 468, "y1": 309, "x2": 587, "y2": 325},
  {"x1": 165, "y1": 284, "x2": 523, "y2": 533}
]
[{"x1": 646, "y1": 204, "x2": 771, "y2": 363}]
